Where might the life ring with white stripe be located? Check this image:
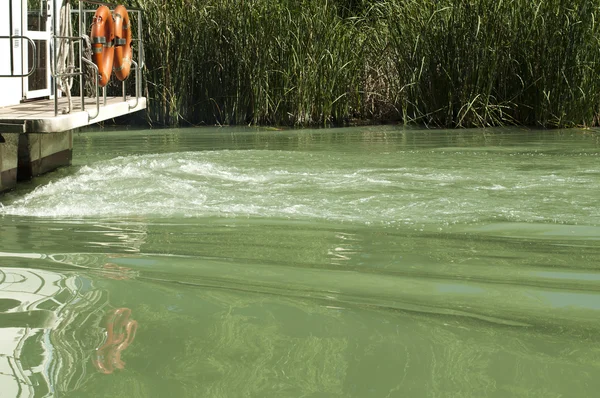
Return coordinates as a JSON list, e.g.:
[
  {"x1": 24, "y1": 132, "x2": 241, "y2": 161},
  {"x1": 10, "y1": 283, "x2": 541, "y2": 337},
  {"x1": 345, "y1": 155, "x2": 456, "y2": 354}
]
[
  {"x1": 113, "y1": 5, "x2": 133, "y2": 81},
  {"x1": 90, "y1": 5, "x2": 115, "y2": 87}
]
